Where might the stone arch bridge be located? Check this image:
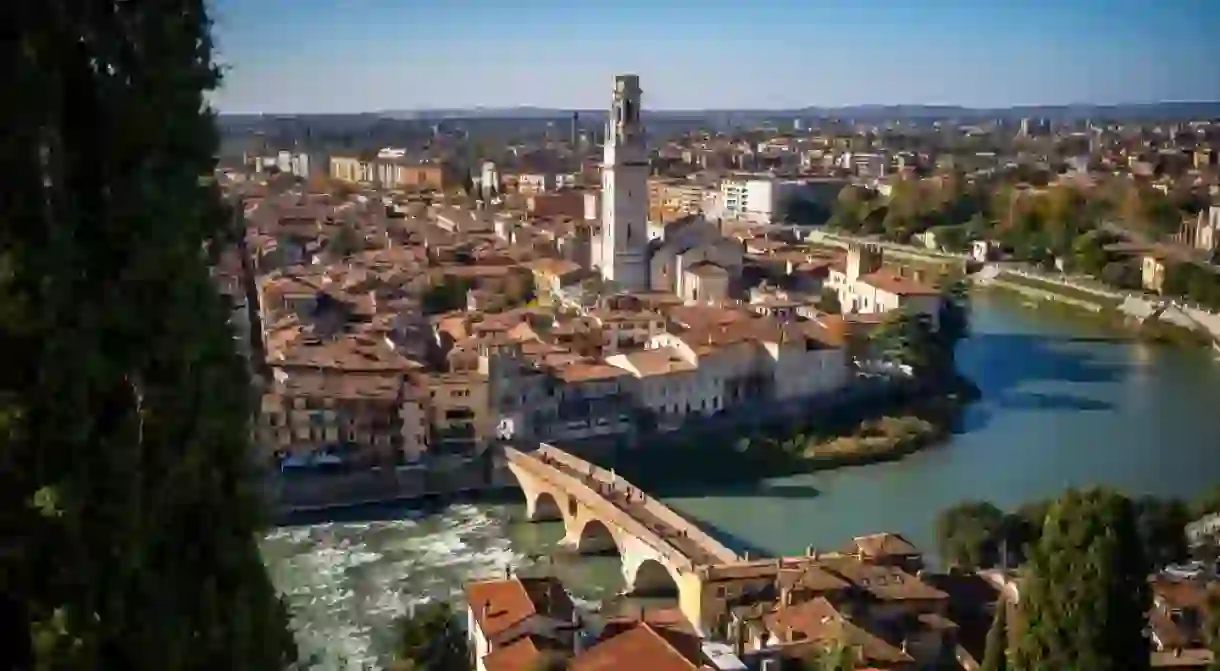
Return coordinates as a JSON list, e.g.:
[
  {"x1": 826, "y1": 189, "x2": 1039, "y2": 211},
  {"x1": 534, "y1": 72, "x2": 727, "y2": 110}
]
[{"x1": 503, "y1": 444, "x2": 739, "y2": 626}]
